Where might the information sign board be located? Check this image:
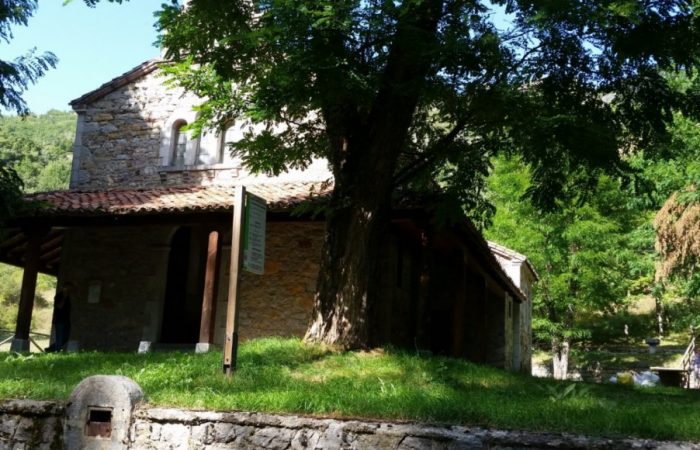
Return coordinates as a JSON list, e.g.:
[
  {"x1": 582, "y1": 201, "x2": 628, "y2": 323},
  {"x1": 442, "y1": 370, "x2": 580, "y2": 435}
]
[{"x1": 243, "y1": 193, "x2": 267, "y2": 274}]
